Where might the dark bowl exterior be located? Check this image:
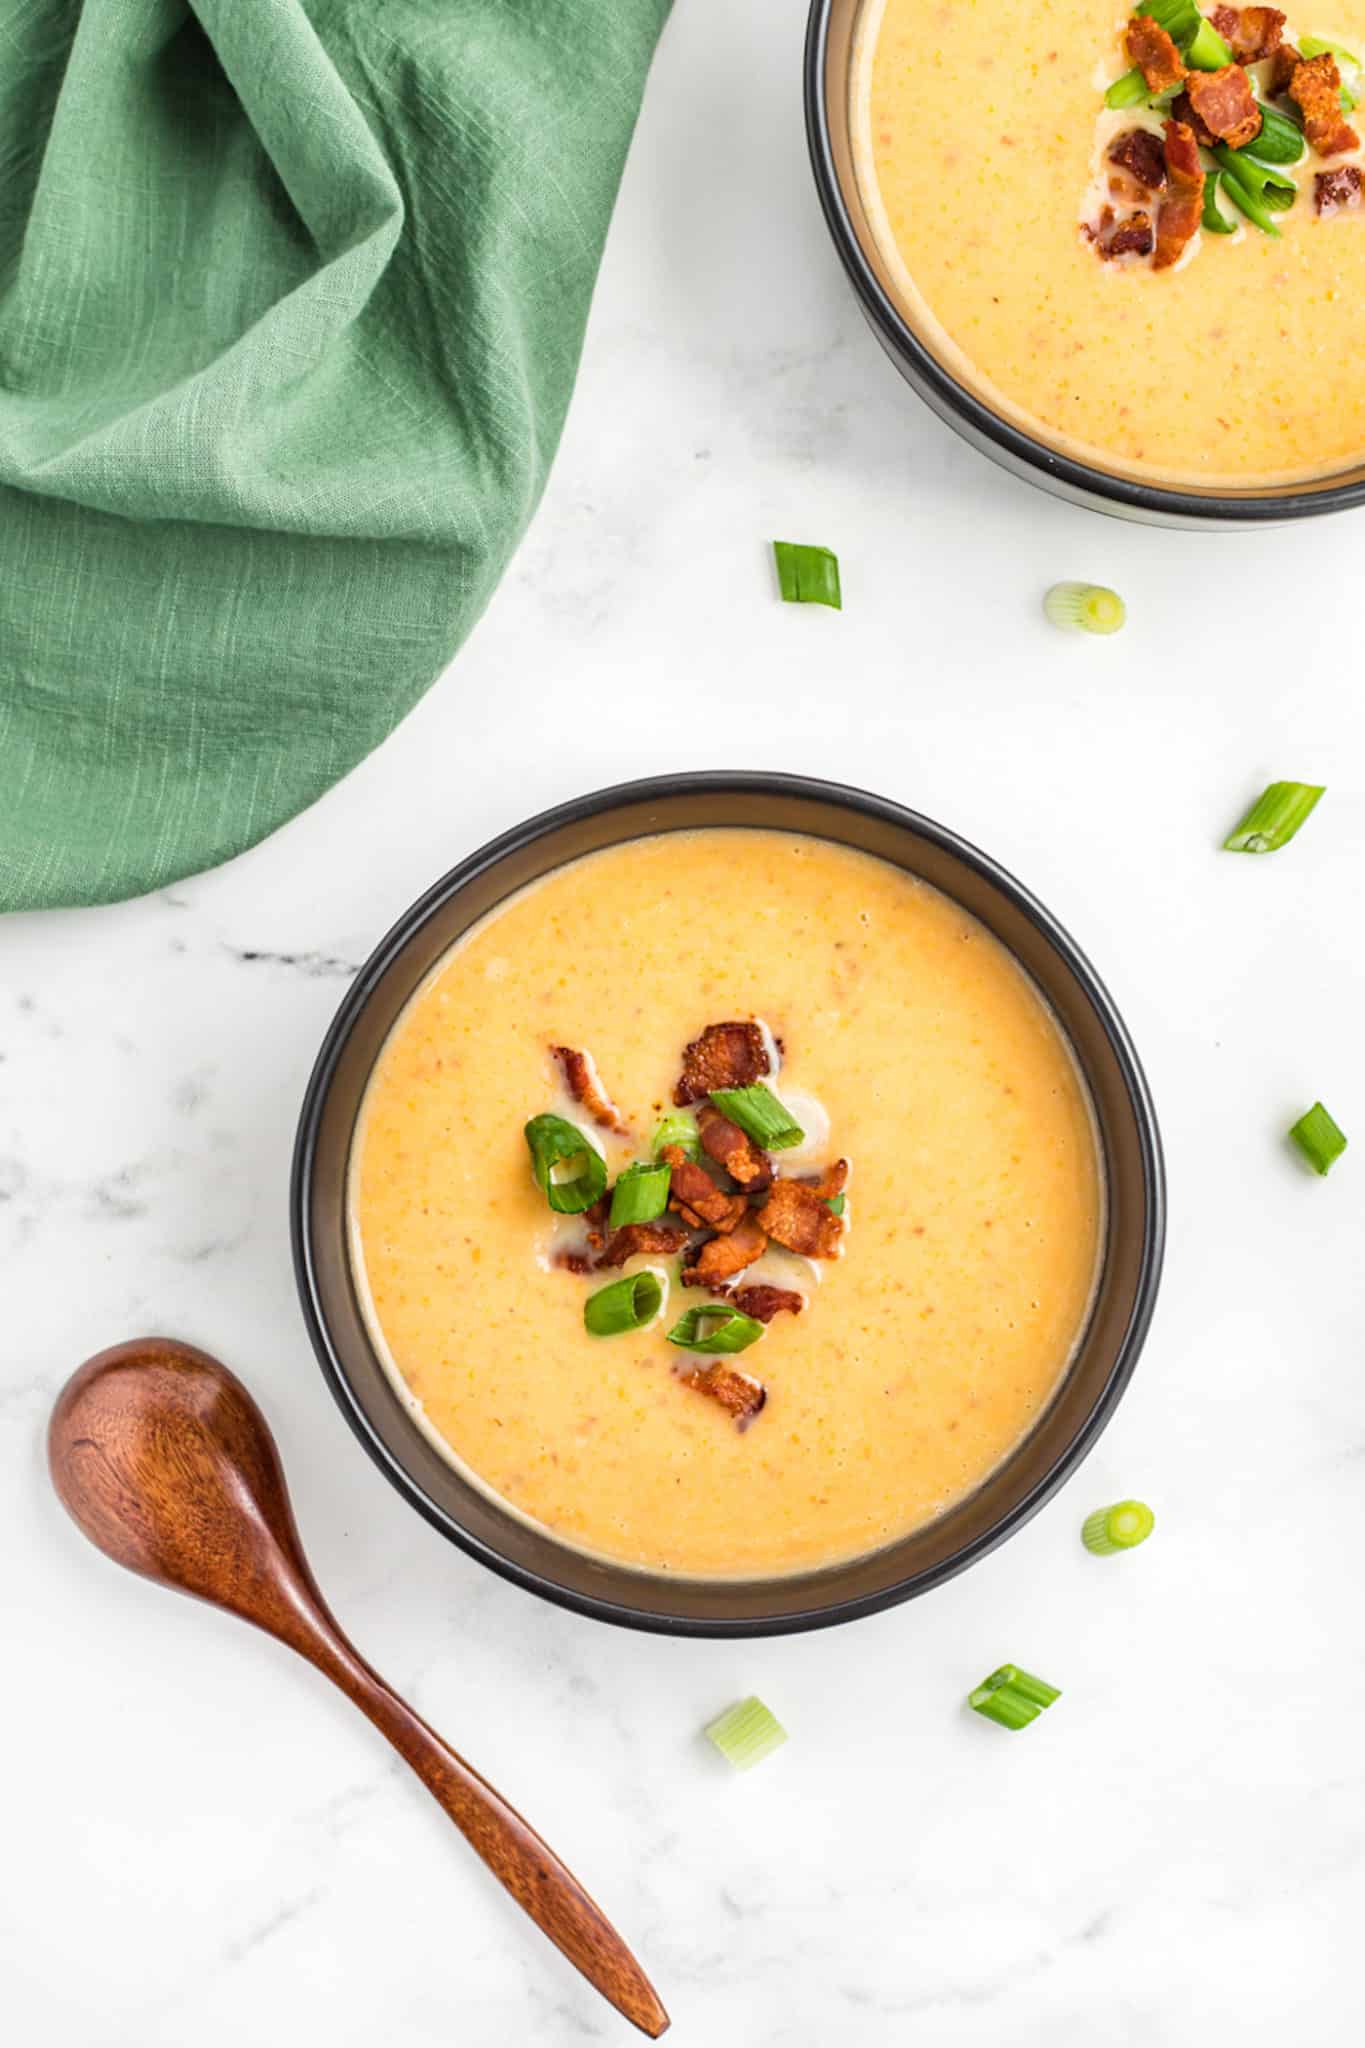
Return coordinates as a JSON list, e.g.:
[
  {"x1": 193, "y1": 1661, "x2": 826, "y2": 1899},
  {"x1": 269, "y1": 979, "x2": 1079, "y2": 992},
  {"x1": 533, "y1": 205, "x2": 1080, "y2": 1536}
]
[
  {"x1": 292, "y1": 773, "x2": 1165, "y2": 1636},
  {"x1": 805, "y1": 0, "x2": 1365, "y2": 528}
]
